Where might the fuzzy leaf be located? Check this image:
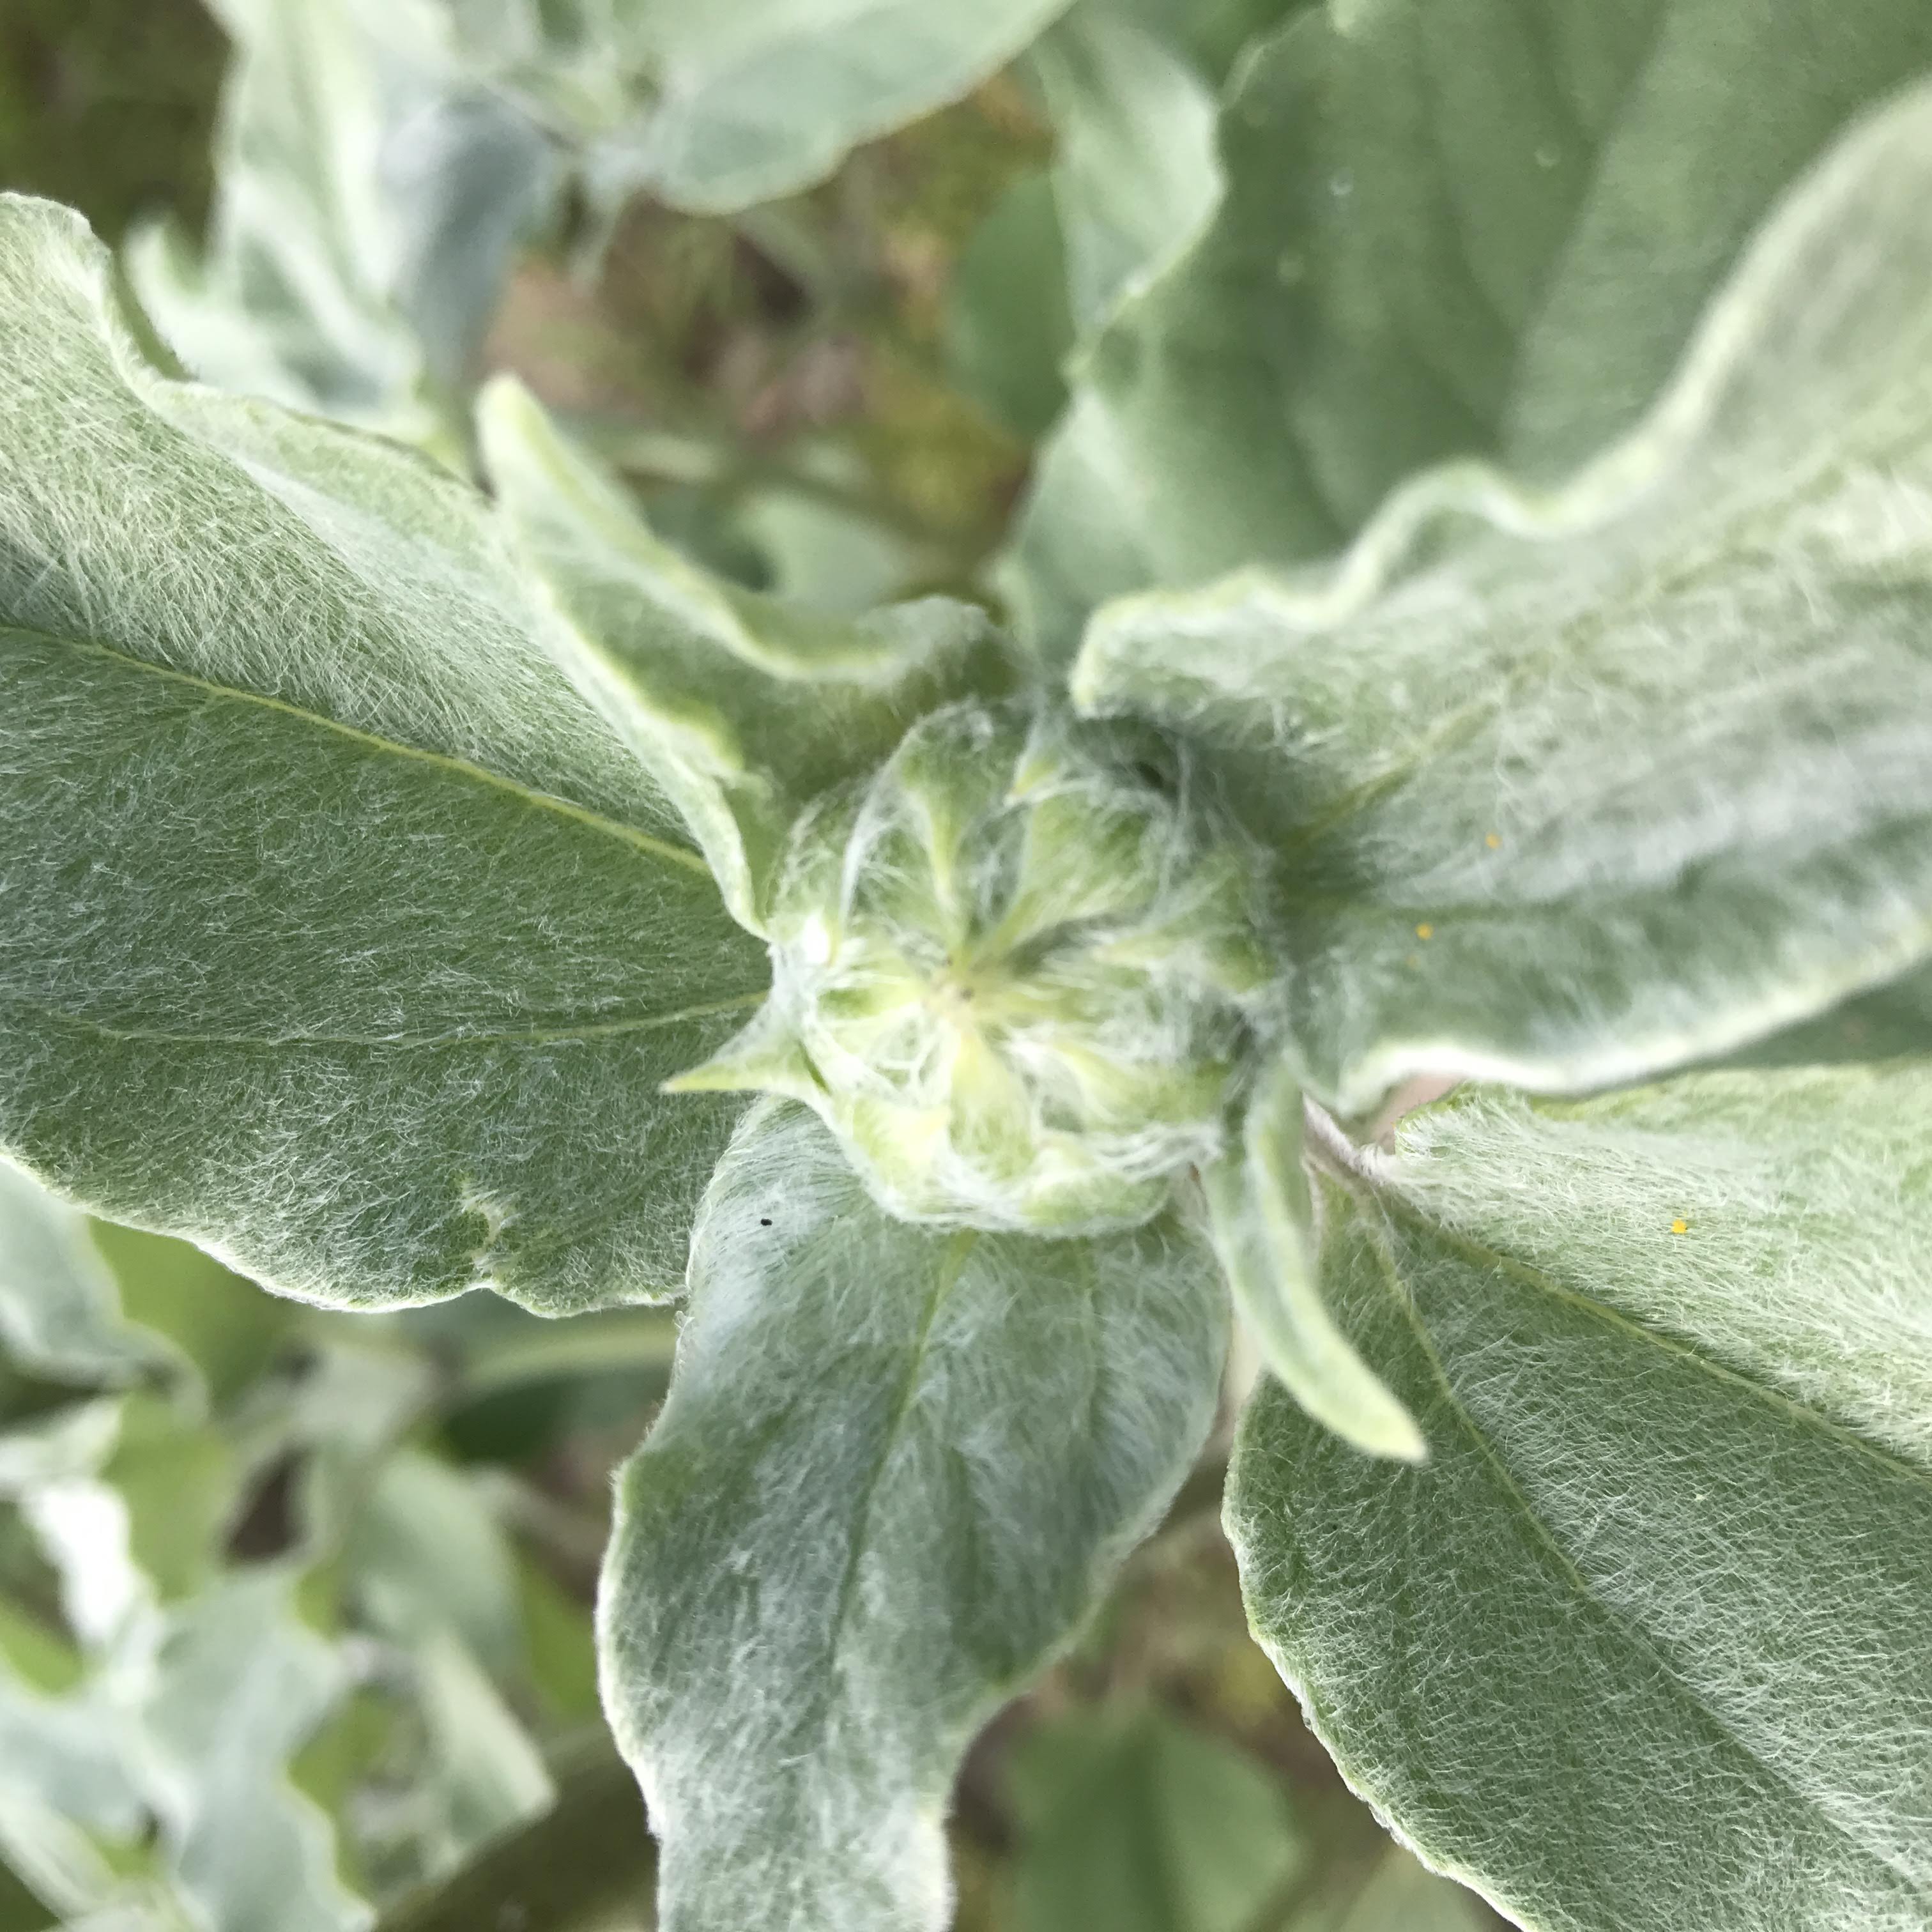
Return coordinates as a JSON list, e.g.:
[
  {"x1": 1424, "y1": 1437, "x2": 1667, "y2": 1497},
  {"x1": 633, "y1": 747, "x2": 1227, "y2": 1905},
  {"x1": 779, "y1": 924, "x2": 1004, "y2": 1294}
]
[
  {"x1": 1009, "y1": 0, "x2": 1932, "y2": 652},
  {"x1": 1007, "y1": 1705, "x2": 1303, "y2": 1932},
  {"x1": 140, "y1": 1574, "x2": 369, "y2": 1932},
  {"x1": 0, "y1": 197, "x2": 767, "y2": 1314},
  {"x1": 1078, "y1": 81, "x2": 1932, "y2": 1116},
  {"x1": 1229, "y1": 1067, "x2": 1932, "y2": 1932},
  {"x1": 479, "y1": 379, "x2": 1020, "y2": 933},
  {"x1": 130, "y1": 0, "x2": 549, "y2": 452},
  {"x1": 1204, "y1": 1064, "x2": 1420, "y2": 1462},
  {"x1": 945, "y1": 171, "x2": 1075, "y2": 443},
  {"x1": 599, "y1": 1100, "x2": 1228, "y2": 1932},
  {"x1": 0, "y1": 1164, "x2": 167, "y2": 1388},
  {"x1": 1029, "y1": 6, "x2": 1221, "y2": 337},
  {"x1": 401, "y1": 0, "x2": 1079, "y2": 216}
]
